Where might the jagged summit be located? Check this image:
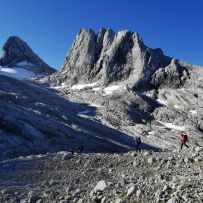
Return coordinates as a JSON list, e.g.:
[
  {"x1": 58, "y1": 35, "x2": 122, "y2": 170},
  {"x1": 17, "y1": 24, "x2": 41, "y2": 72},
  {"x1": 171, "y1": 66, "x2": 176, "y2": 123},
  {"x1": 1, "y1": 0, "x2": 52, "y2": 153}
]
[
  {"x1": 50, "y1": 28, "x2": 191, "y2": 90},
  {"x1": 0, "y1": 36, "x2": 56, "y2": 76},
  {"x1": 50, "y1": 28, "x2": 195, "y2": 90}
]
